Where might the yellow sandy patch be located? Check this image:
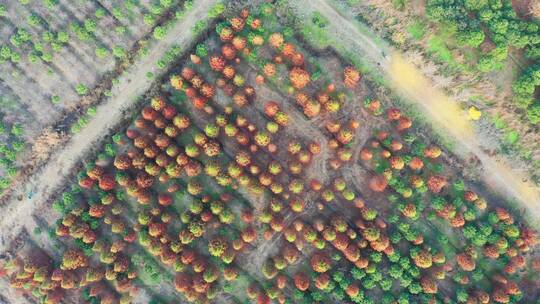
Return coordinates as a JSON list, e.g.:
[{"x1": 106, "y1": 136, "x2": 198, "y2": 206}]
[
  {"x1": 468, "y1": 106, "x2": 482, "y2": 121},
  {"x1": 386, "y1": 53, "x2": 473, "y2": 138},
  {"x1": 384, "y1": 52, "x2": 540, "y2": 225}
]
